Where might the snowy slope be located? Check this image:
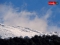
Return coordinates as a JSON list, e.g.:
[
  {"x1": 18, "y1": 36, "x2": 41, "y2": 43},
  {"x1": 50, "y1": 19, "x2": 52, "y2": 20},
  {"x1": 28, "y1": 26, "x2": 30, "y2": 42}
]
[
  {"x1": 0, "y1": 24, "x2": 59, "y2": 39},
  {"x1": 0, "y1": 24, "x2": 41, "y2": 39}
]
